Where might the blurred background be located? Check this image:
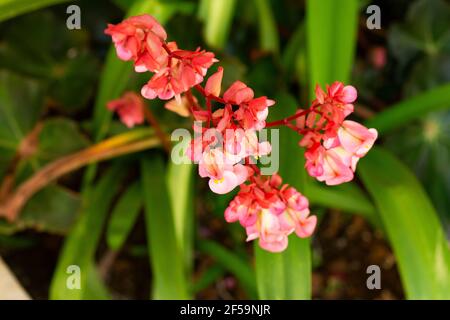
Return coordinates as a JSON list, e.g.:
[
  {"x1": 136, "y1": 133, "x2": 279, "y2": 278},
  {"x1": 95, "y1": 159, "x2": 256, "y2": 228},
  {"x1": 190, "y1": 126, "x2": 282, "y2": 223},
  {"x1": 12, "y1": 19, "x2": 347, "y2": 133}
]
[{"x1": 0, "y1": 0, "x2": 449, "y2": 300}]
